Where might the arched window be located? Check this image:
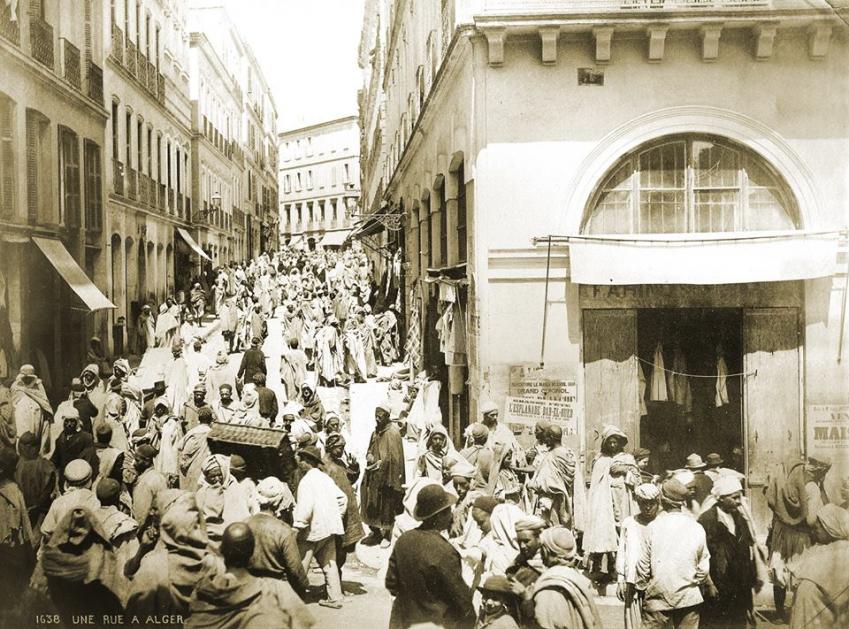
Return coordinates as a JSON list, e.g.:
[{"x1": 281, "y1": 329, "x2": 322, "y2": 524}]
[{"x1": 584, "y1": 135, "x2": 799, "y2": 235}]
